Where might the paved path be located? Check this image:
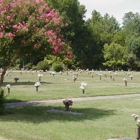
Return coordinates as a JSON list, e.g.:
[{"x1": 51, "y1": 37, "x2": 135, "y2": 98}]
[{"x1": 6, "y1": 93, "x2": 140, "y2": 108}]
